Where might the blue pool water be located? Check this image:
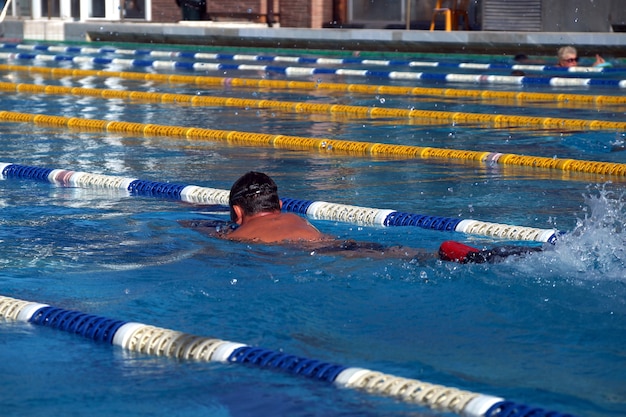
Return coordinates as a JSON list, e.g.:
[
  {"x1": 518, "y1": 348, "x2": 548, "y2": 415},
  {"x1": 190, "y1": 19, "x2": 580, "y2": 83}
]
[{"x1": 1, "y1": 42, "x2": 625, "y2": 417}]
